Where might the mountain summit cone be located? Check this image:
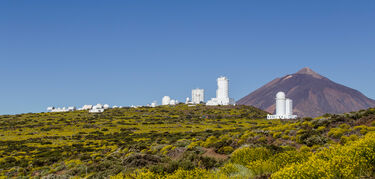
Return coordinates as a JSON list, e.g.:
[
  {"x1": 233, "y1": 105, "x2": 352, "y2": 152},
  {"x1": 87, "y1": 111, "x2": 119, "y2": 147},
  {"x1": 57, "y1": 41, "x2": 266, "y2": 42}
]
[
  {"x1": 296, "y1": 67, "x2": 324, "y2": 79},
  {"x1": 237, "y1": 68, "x2": 375, "y2": 117}
]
